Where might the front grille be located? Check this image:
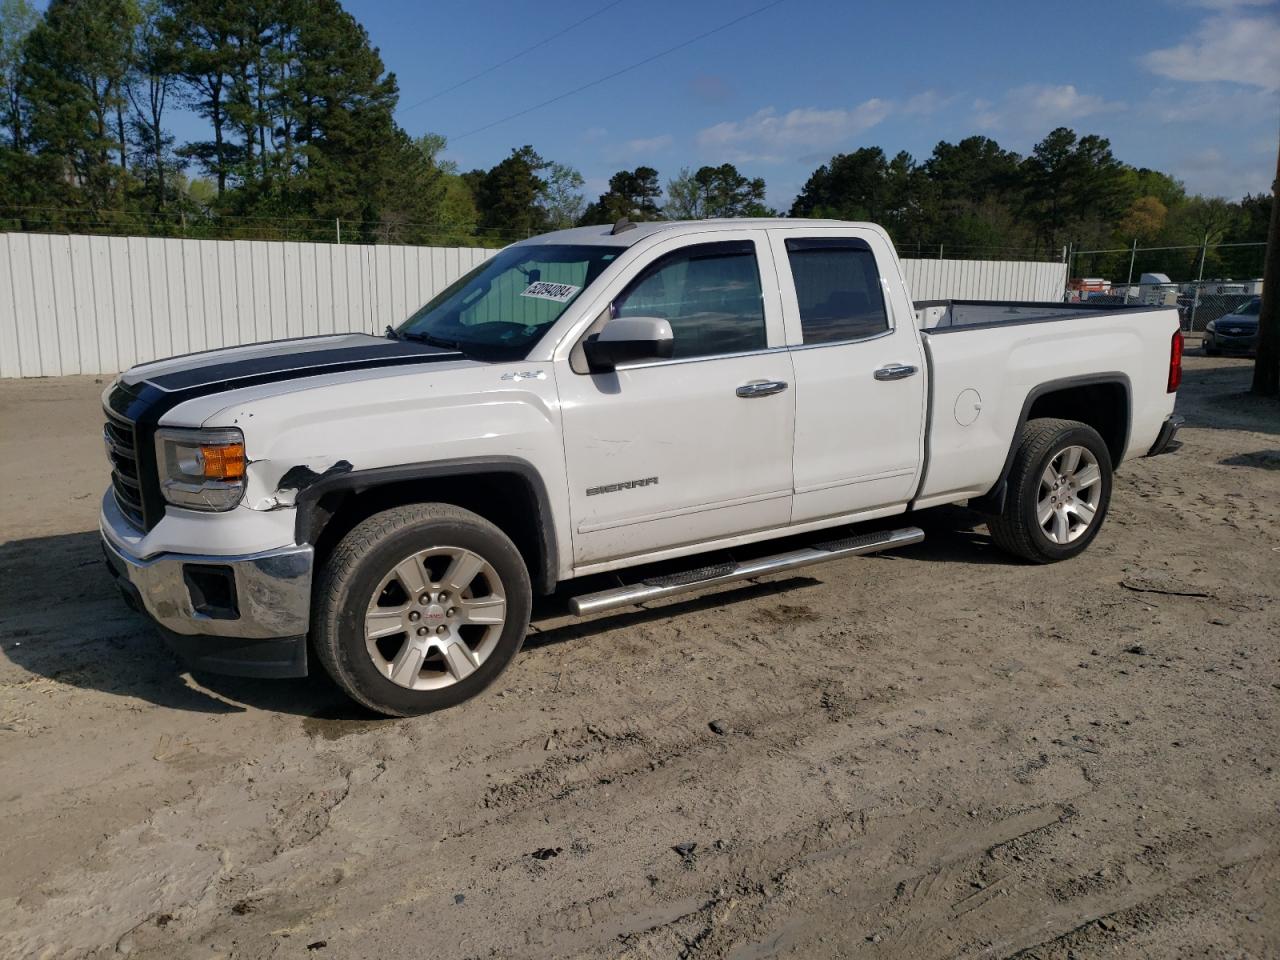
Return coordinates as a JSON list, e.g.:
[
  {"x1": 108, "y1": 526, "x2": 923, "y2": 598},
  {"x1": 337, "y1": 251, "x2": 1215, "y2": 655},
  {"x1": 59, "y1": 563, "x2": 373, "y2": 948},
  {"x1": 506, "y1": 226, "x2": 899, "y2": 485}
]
[{"x1": 104, "y1": 410, "x2": 145, "y2": 528}]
